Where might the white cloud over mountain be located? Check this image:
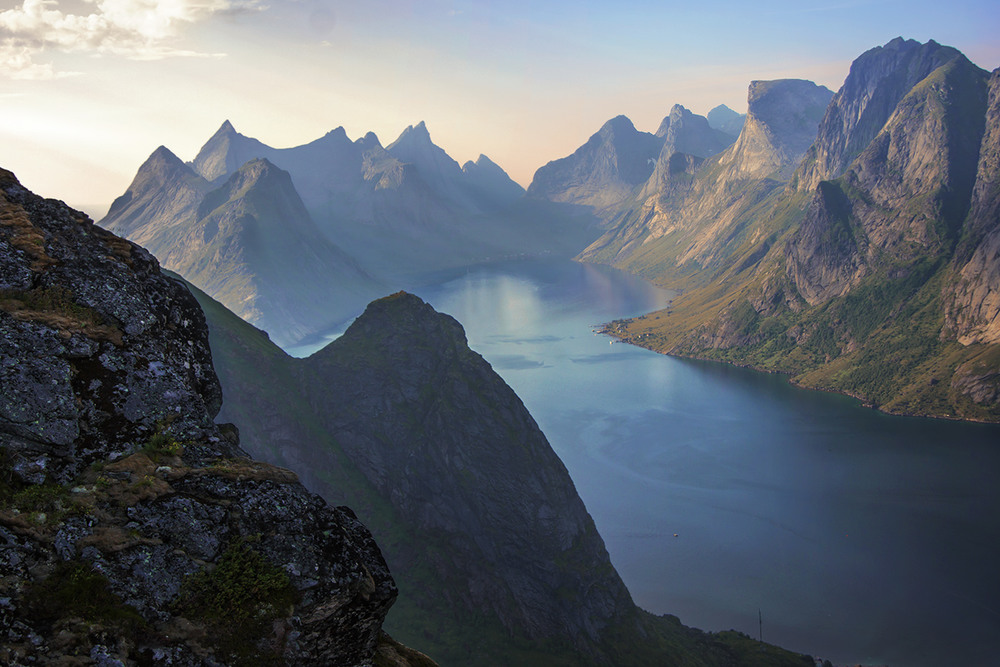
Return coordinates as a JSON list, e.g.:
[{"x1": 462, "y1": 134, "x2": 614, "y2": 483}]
[{"x1": 0, "y1": 0, "x2": 261, "y2": 79}]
